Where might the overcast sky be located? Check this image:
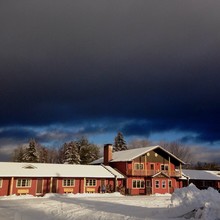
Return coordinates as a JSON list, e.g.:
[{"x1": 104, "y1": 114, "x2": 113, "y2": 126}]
[{"x1": 1, "y1": 1, "x2": 220, "y2": 162}]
